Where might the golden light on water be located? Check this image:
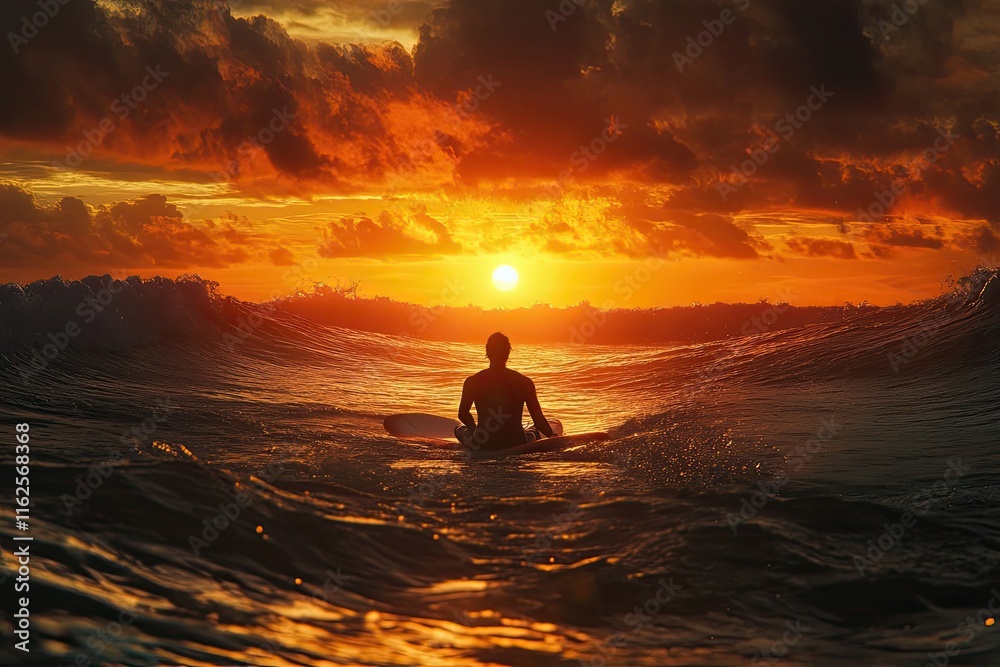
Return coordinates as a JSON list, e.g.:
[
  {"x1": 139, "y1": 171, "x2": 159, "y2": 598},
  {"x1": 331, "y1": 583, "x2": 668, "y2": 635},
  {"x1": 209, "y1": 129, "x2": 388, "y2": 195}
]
[{"x1": 492, "y1": 265, "x2": 519, "y2": 292}]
